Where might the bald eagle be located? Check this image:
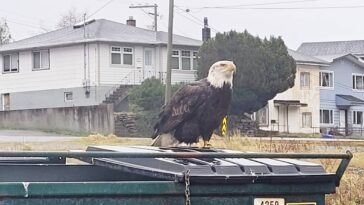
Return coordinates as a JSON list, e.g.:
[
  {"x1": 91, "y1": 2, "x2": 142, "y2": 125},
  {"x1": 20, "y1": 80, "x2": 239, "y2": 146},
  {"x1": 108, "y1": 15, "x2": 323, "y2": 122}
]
[{"x1": 151, "y1": 60, "x2": 236, "y2": 147}]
